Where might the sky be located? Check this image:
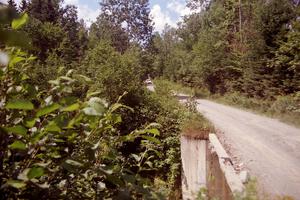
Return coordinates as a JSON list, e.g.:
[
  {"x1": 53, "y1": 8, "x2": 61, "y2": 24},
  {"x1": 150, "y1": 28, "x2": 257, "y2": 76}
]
[{"x1": 1, "y1": 0, "x2": 193, "y2": 32}]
